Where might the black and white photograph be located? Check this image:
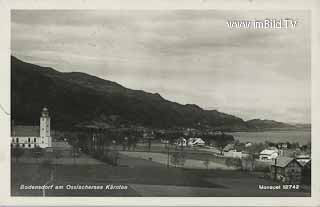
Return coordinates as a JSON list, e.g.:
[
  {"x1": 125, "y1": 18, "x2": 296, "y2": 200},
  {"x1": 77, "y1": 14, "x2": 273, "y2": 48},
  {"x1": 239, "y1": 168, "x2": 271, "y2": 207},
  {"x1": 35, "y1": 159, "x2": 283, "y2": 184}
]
[{"x1": 9, "y1": 9, "x2": 312, "y2": 198}]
